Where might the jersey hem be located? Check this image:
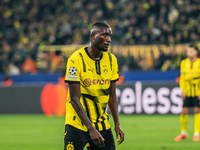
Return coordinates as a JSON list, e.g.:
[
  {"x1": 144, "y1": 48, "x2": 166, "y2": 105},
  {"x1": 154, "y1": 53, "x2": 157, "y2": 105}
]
[{"x1": 64, "y1": 123, "x2": 112, "y2": 132}]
